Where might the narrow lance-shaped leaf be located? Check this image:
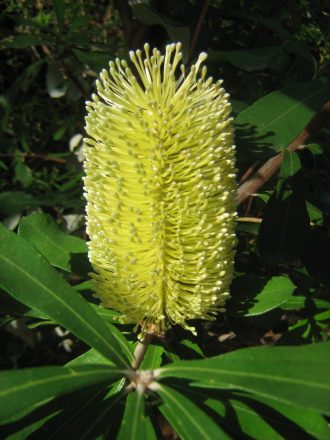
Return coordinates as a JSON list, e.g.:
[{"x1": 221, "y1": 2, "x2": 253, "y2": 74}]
[
  {"x1": 156, "y1": 384, "x2": 231, "y2": 440},
  {"x1": 140, "y1": 343, "x2": 164, "y2": 370},
  {"x1": 234, "y1": 395, "x2": 330, "y2": 440},
  {"x1": 79, "y1": 390, "x2": 125, "y2": 440},
  {"x1": 0, "y1": 225, "x2": 133, "y2": 367},
  {"x1": 28, "y1": 383, "x2": 126, "y2": 440},
  {"x1": 183, "y1": 387, "x2": 330, "y2": 440},
  {"x1": 53, "y1": 0, "x2": 65, "y2": 30},
  {"x1": 0, "y1": 365, "x2": 124, "y2": 424},
  {"x1": 18, "y1": 212, "x2": 91, "y2": 274},
  {"x1": 67, "y1": 348, "x2": 114, "y2": 367},
  {"x1": 117, "y1": 392, "x2": 157, "y2": 440},
  {"x1": 155, "y1": 342, "x2": 330, "y2": 415},
  {"x1": 0, "y1": 287, "x2": 49, "y2": 319}
]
